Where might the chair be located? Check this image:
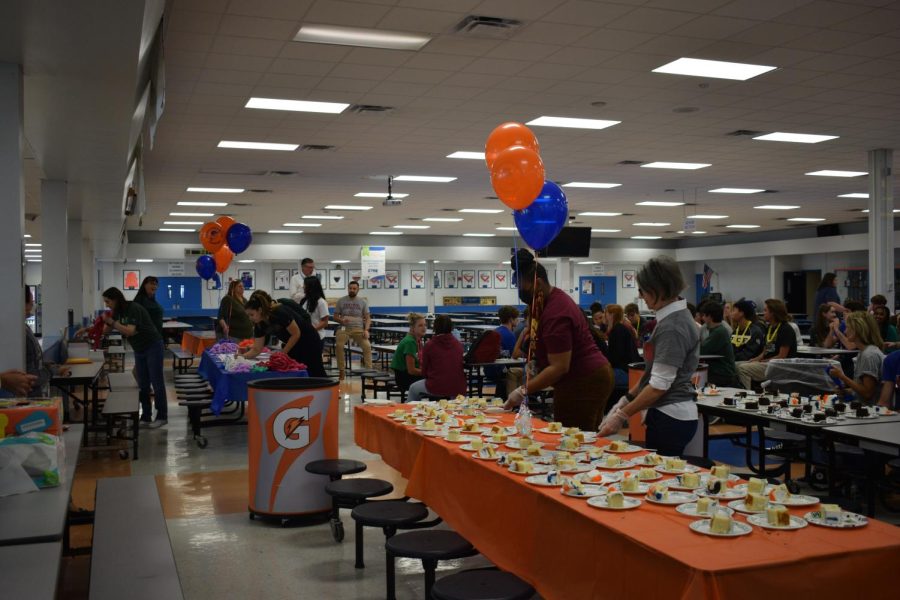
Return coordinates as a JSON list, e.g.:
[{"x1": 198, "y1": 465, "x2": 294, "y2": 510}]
[
  {"x1": 305, "y1": 459, "x2": 367, "y2": 482},
  {"x1": 432, "y1": 568, "x2": 535, "y2": 600},
  {"x1": 350, "y1": 500, "x2": 435, "y2": 568},
  {"x1": 324, "y1": 477, "x2": 393, "y2": 542},
  {"x1": 385, "y1": 529, "x2": 478, "y2": 600}
]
